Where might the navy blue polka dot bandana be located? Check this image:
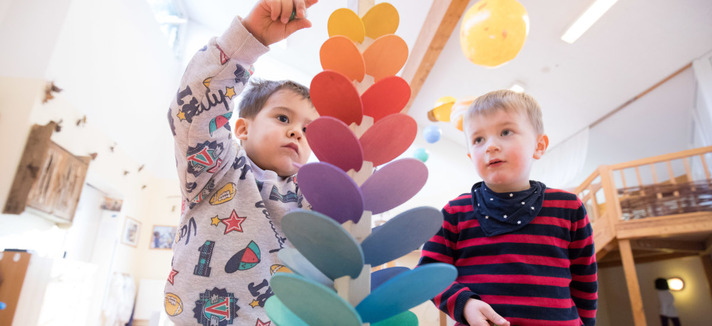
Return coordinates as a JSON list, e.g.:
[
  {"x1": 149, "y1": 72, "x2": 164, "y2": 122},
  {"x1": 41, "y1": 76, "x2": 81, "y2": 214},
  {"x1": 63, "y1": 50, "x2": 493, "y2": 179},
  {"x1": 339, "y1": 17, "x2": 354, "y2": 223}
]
[{"x1": 471, "y1": 181, "x2": 546, "y2": 236}]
